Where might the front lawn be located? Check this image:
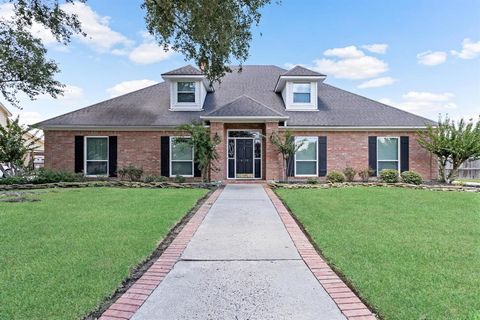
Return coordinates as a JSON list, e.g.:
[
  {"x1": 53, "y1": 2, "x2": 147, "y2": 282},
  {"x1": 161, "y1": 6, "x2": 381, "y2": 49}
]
[
  {"x1": 0, "y1": 187, "x2": 208, "y2": 319},
  {"x1": 276, "y1": 187, "x2": 480, "y2": 320}
]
